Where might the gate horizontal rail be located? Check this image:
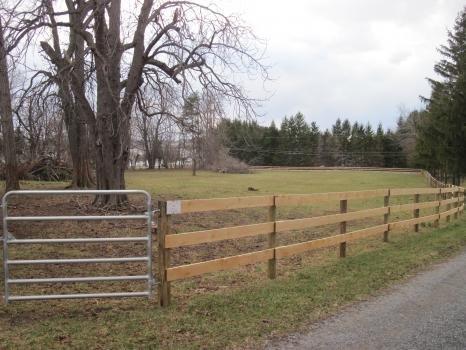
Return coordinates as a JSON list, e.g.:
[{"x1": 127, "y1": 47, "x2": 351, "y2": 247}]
[
  {"x1": 8, "y1": 292, "x2": 150, "y2": 301},
  {"x1": 5, "y1": 215, "x2": 148, "y2": 221},
  {"x1": 7, "y1": 257, "x2": 149, "y2": 265},
  {"x1": 8, "y1": 275, "x2": 150, "y2": 284},
  {"x1": 2, "y1": 190, "x2": 154, "y2": 304},
  {"x1": 8, "y1": 237, "x2": 149, "y2": 244}
]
